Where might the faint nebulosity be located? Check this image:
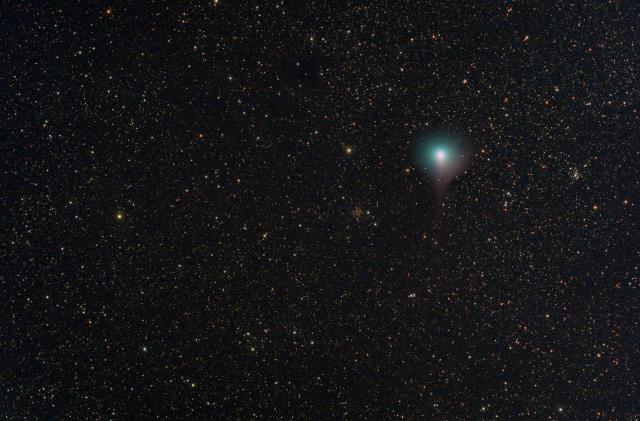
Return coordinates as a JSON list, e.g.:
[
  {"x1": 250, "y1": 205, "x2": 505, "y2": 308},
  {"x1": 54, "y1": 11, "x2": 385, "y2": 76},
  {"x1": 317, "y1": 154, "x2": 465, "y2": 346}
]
[{"x1": 2, "y1": 1, "x2": 640, "y2": 419}]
